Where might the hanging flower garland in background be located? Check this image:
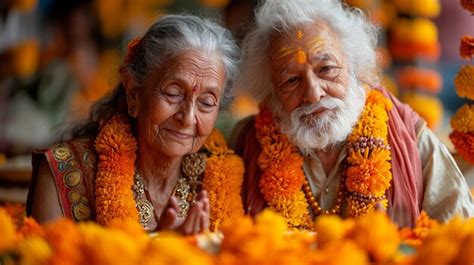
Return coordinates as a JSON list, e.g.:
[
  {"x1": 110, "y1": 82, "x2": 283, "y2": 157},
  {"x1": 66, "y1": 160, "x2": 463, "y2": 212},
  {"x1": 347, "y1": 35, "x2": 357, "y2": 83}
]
[
  {"x1": 387, "y1": 0, "x2": 444, "y2": 131},
  {"x1": 450, "y1": 3, "x2": 474, "y2": 165}
]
